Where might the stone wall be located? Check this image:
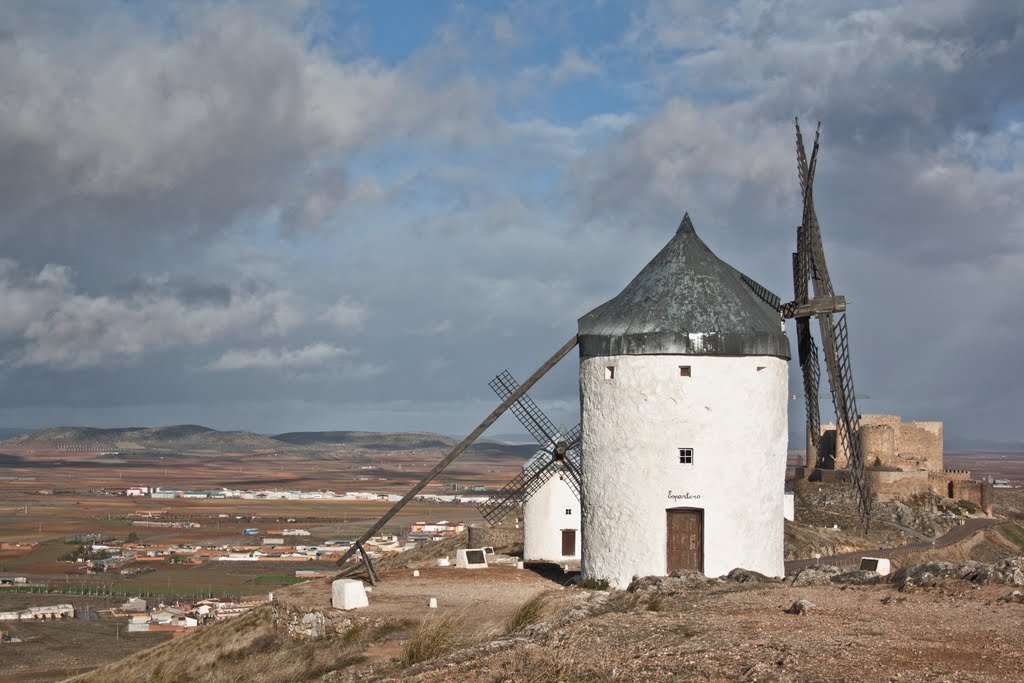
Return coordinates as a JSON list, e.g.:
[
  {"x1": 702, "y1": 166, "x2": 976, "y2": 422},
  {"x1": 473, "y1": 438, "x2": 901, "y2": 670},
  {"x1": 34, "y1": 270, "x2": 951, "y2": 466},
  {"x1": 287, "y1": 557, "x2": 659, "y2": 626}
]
[
  {"x1": 467, "y1": 524, "x2": 523, "y2": 550},
  {"x1": 865, "y1": 470, "x2": 930, "y2": 502},
  {"x1": 271, "y1": 601, "x2": 397, "y2": 640},
  {"x1": 894, "y1": 421, "x2": 943, "y2": 471}
]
